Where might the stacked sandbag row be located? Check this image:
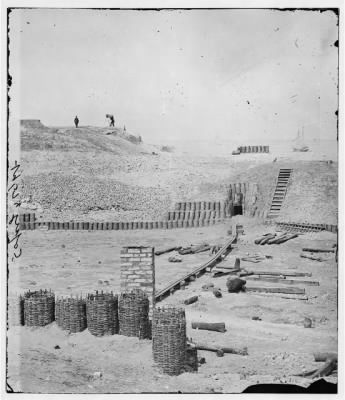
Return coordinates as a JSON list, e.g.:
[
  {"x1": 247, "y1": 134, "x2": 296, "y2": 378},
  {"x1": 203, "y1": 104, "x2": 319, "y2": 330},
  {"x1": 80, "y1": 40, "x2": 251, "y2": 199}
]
[
  {"x1": 20, "y1": 219, "x2": 225, "y2": 231},
  {"x1": 237, "y1": 145, "x2": 269, "y2": 153},
  {"x1": 174, "y1": 200, "x2": 226, "y2": 212}
]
